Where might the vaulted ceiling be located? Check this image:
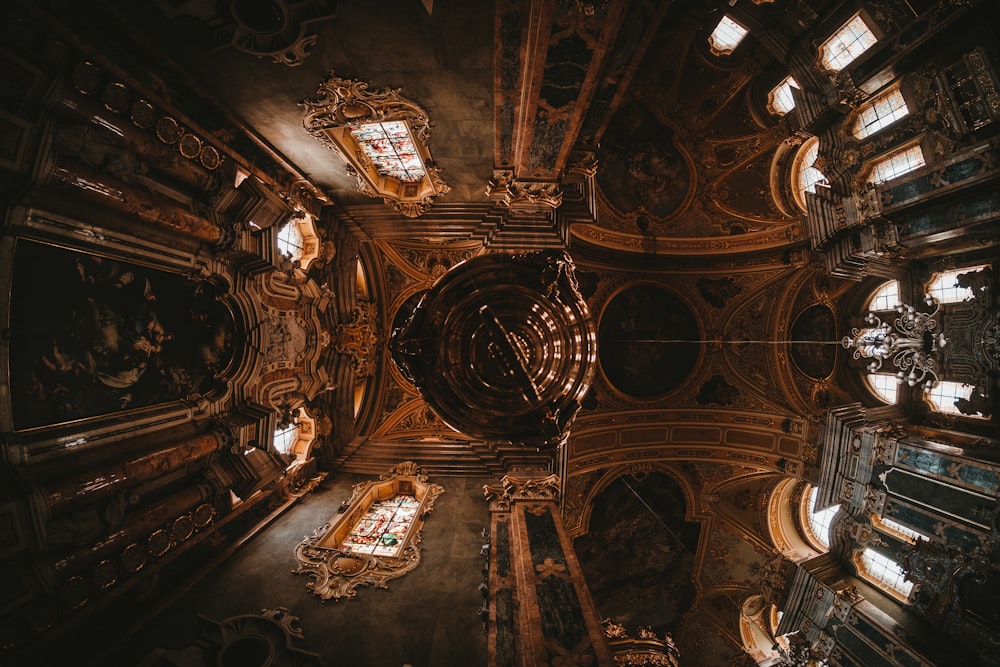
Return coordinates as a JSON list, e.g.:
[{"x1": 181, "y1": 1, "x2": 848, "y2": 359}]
[{"x1": 16, "y1": 0, "x2": 898, "y2": 664}]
